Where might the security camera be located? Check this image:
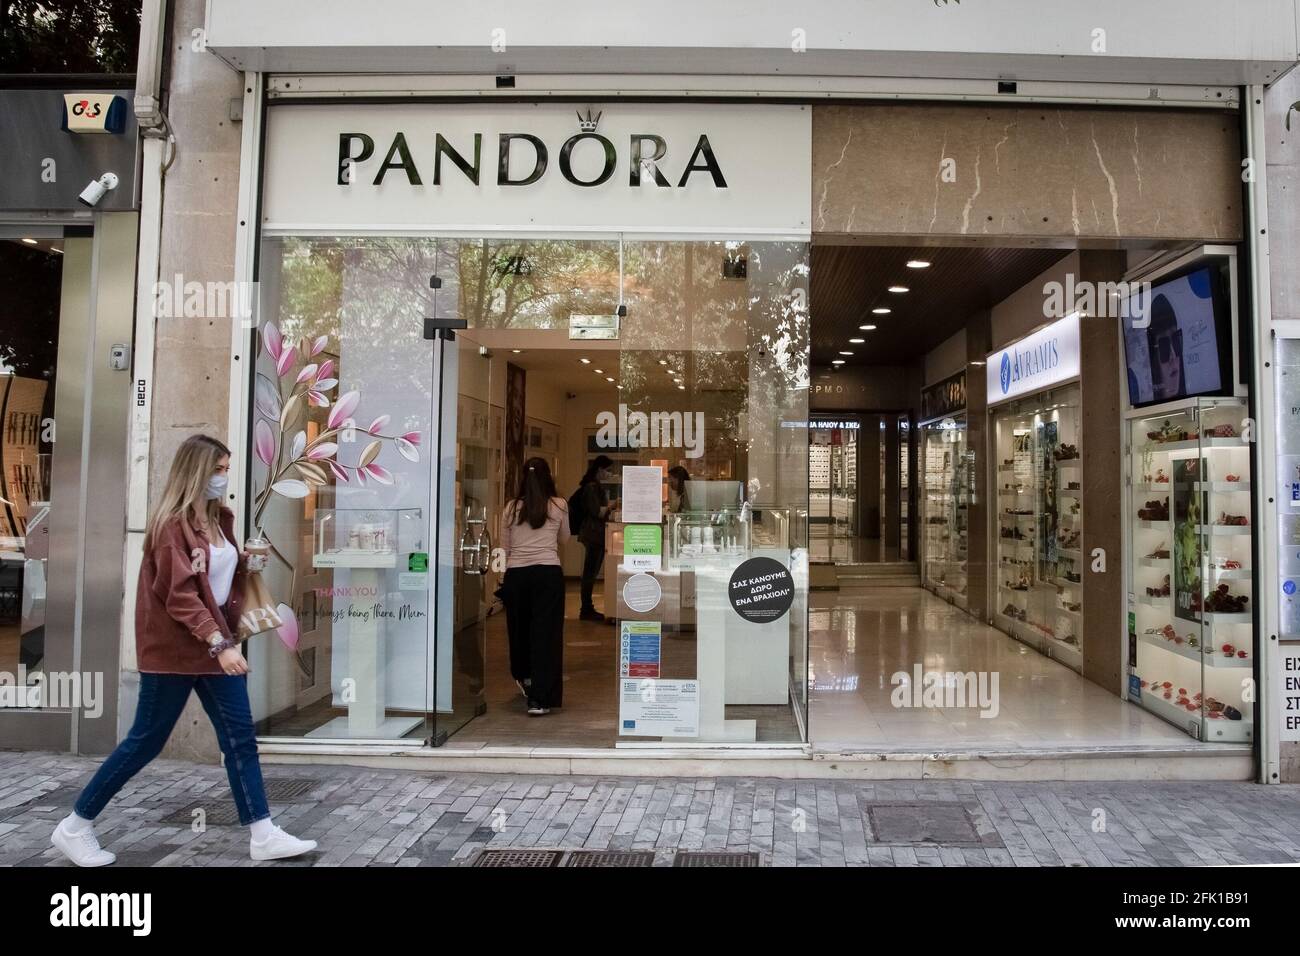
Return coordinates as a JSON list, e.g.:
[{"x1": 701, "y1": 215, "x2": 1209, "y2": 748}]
[{"x1": 78, "y1": 172, "x2": 119, "y2": 208}]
